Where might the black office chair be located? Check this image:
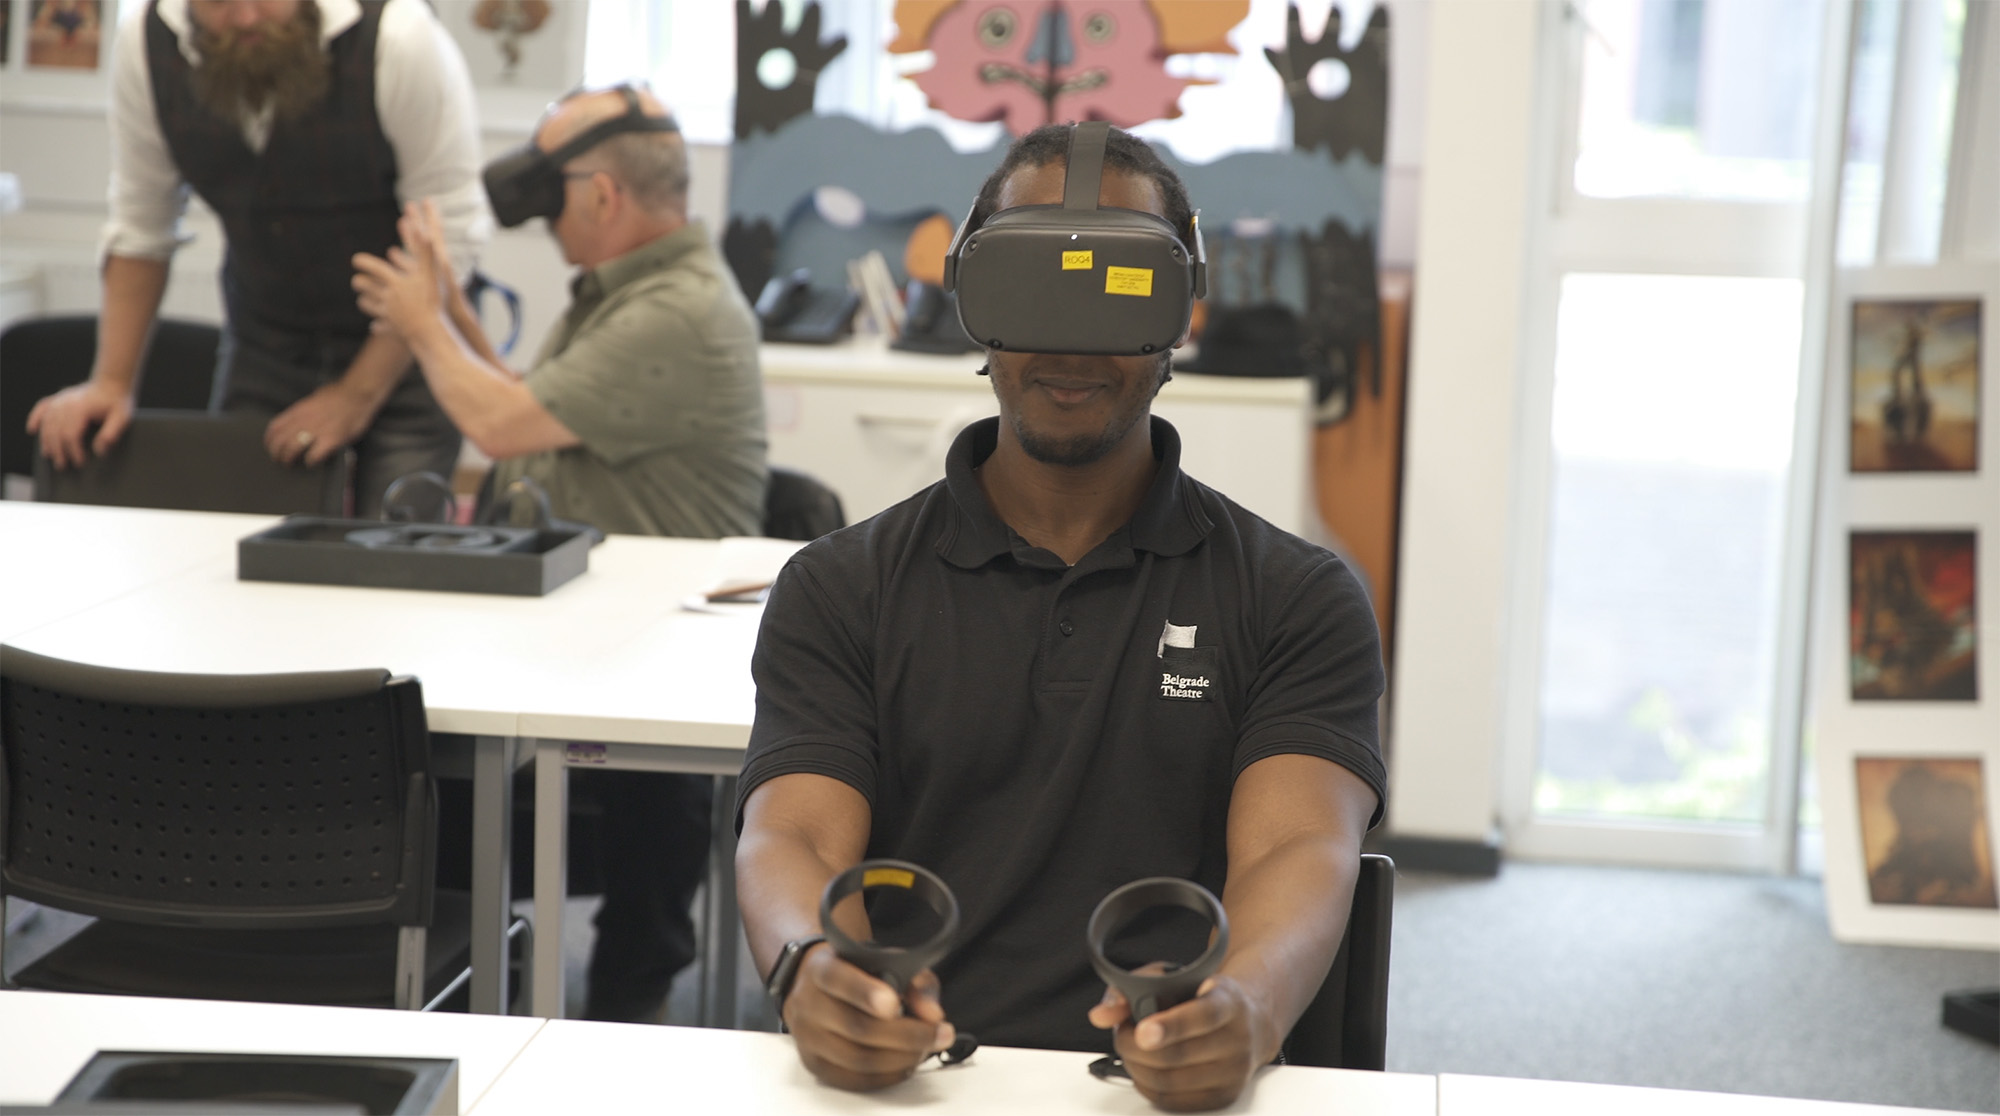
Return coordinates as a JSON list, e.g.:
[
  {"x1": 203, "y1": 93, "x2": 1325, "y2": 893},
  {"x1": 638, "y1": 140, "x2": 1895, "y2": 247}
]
[
  {"x1": 33, "y1": 410, "x2": 347, "y2": 516},
  {"x1": 1, "y1": 315, "x2": 221, "y2": 480},
  {"x1": 763, "y1": 466, "x2": 846, "y2": 542},
  {"x1": 1282, "y1": 853, "x2": 1394, "y2": 1069},
  {"x1": 0, "y1": 645, "x2": 474, "y2": 1011}
]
